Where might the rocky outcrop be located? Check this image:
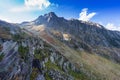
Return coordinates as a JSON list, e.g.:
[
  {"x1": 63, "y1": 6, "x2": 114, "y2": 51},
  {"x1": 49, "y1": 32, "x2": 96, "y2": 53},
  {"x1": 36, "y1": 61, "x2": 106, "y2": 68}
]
[
  {"x1": 0, "y1": 38, "x2": 34, "y2": 80},
  {"x1": 48, "y1": 69, "x2": 74, "y2": 80},
  {"x1": 30, "y1": 37, "x2": 94, "y2": 80}
]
